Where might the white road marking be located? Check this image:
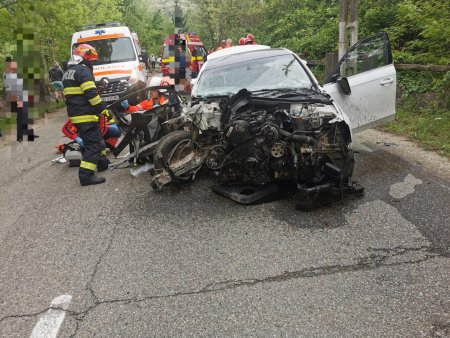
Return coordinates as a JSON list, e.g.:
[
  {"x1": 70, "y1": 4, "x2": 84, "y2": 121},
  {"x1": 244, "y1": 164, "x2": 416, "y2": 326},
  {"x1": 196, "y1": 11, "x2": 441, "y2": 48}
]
[
  {"x1": 30, "y1": 294, "x2": 72, "y2": 338},
  {"x1": 389, "y1": 174, "x2": 423, "y2": 199}
]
